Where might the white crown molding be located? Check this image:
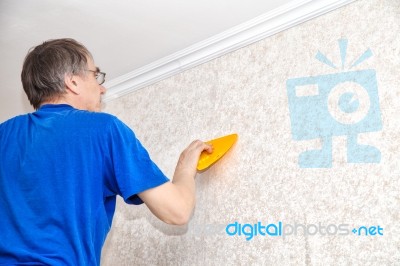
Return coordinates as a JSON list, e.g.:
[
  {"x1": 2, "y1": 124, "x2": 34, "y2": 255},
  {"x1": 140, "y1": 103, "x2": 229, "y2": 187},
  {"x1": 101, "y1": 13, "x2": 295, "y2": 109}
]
[{"x1": 102, "y1": 0, "x2": 356, "y2": 102}]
